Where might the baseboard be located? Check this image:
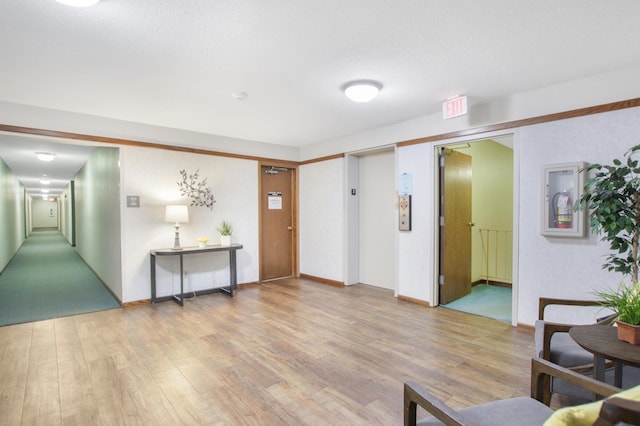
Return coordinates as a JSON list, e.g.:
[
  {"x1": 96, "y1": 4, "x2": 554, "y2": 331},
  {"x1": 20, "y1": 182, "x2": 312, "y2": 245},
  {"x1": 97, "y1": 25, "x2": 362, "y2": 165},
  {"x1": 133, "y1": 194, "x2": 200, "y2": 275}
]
[
  {"x1": 122, "y1": 299, "x2": 150, "y2": 307},
  {"x1": 398, "y1": 294, "x2": 431, "y2": 307},
  {"x1": 299, "y1": 273, "x2": 344, "y2": 287},
  {"x1": 472, "y1": 280, "x2": 512, "y2": 289},
  {"x1": 517, "y1": 322, "x2": 535, "y2": 331}
]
